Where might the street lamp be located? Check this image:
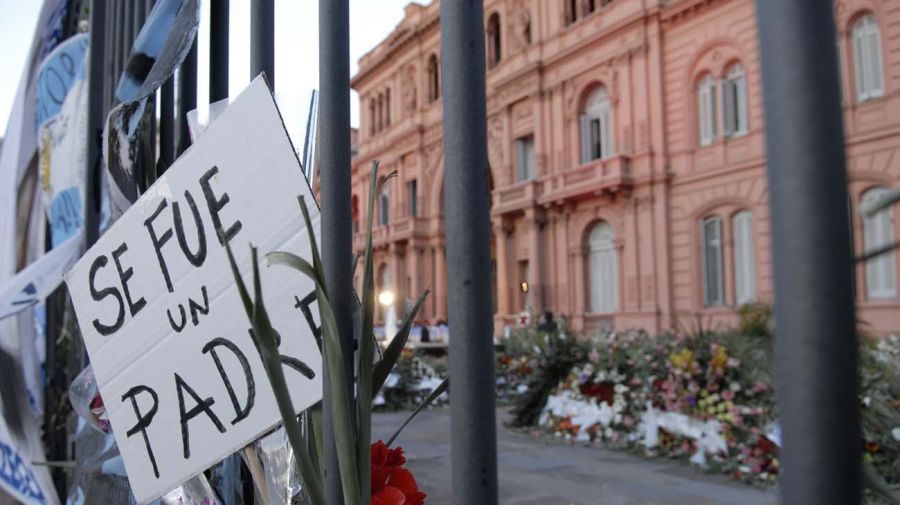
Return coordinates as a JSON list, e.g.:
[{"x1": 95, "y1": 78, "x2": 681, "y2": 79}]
[{"x1": 378, "y1": 290, "x2": 395, "y2": 307}]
